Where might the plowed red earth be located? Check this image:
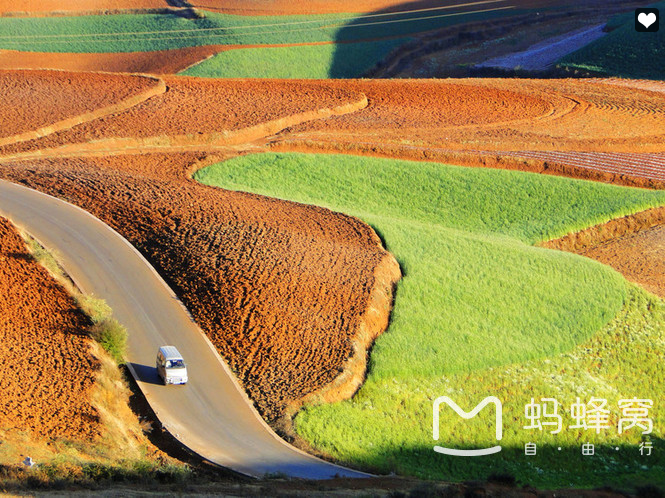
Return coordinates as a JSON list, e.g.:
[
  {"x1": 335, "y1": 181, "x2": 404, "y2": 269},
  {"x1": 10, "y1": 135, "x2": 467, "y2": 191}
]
[
  {"x1": 579, "y1": 225, "x2": 665, "y2": 298},
  {"x1": 0, "y1": 217, "x2": 101, "y2": 441},
  {"x1": 282, "y1": 79, "x2": 665, "y2": 154},
  {"x1": 0, "y1": 153, "x2": 393, "y2": 420},
  {"x1": 0, "y1": 69, "x2": 663, "y2": 422},
  {"x1": 0, "y1": 46, "x2": 223, "y2": 74},
  {"x1": 0, "y1": 69, "x2": 160, "y2": 140},
  {"x1": 0, "y1": 0, "x2": 167, "y2": 14},
  {"x1": 0, "y1": 76, "x2": 366, "y2": 156}
]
